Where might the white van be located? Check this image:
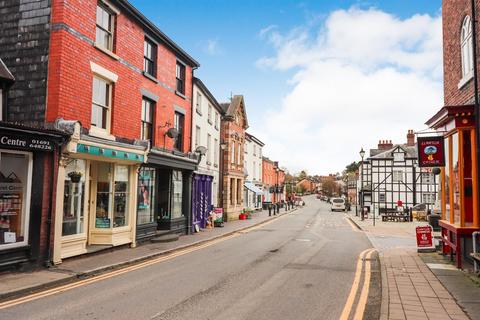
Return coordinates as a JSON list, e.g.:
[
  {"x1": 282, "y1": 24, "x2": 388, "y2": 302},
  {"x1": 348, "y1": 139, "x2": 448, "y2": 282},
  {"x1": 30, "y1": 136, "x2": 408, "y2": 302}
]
[{"x1": 331, "y1": 198, "x2": 346, "y2": 212}]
